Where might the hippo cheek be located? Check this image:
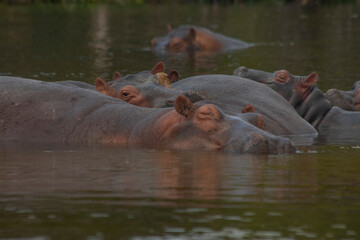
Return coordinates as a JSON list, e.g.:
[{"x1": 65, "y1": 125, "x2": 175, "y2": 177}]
[
  {"x1": 161, "y1": 122, "x2": 223, "y2": 151},
  {"x1": 169, "y1": 135, "x2": 222, "y2": 151},
  {"x1": 119, "y1": 86, "x2": 150, "y2": 107},
  {"x1": 126, "y1": 94, "x2": 150, "y2": 108}
]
